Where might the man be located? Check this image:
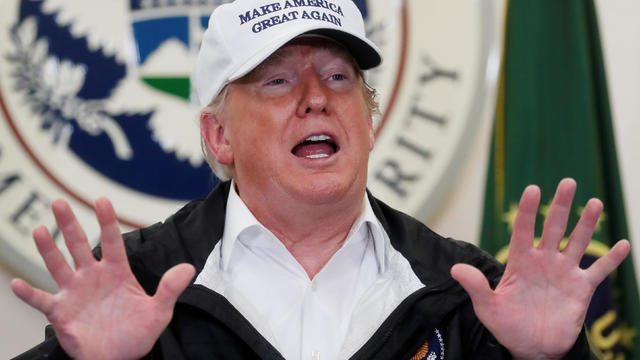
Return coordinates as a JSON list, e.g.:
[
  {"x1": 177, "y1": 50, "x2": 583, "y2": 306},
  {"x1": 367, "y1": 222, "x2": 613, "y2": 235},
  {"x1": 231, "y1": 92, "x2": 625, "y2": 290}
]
[{"x1": 11, "y1": 0, "x2": 631, "y2": 359}]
